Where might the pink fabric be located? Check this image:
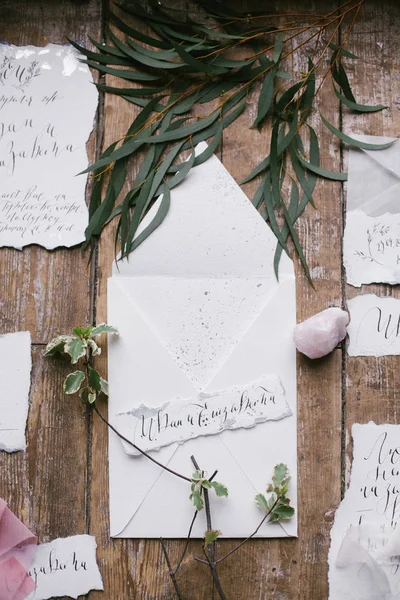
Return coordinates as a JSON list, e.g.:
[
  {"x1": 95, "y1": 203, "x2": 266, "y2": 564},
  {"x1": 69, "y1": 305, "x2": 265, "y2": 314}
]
[{"x1": 0, "y1": 499, "x2": 37, "y2": 600}]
